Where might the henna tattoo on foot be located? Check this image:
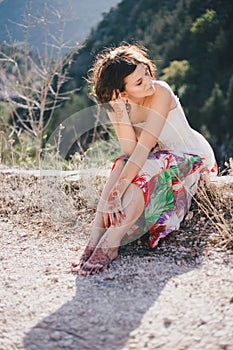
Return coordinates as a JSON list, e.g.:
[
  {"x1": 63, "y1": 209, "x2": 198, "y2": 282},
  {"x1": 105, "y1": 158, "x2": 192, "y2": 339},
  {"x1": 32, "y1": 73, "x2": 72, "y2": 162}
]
[{"x1": 77, "y1": 247, "x2": 118, "y2": 275}]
